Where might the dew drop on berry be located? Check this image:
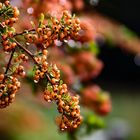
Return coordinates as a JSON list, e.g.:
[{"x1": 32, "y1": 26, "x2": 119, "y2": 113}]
[
  {"x1": 64, "y1": 40, "x2": 68, "y2": 43},
  {"x1": 65, "y1": 126, "x2": 67, "y2": 129},
  {"x1": 34, "y1": 80, "x2": 39, "y2": 83},
  {"x1": 61, "y1": 128, "x2": 64, "y2": 131},
  {"x1": 48, "y1": 100, "x2": 52, "y2": 103},
  {"x1": 4, "y1": 51, "x2": 9, "y2": 54},
  {"x1": 26, "y1": 42, "x2": 30, "y2": 45}
]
